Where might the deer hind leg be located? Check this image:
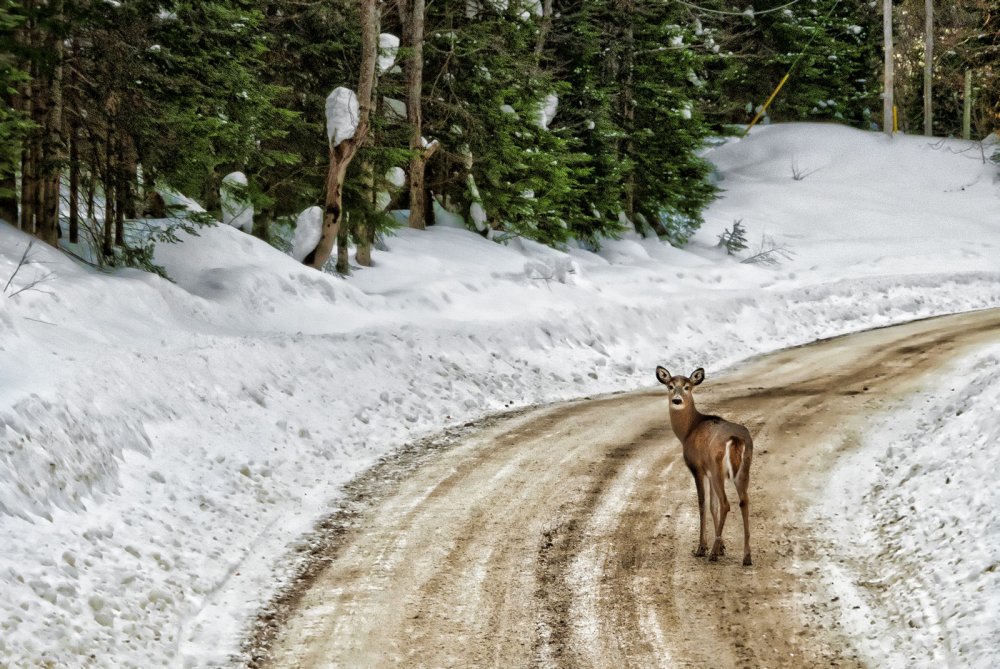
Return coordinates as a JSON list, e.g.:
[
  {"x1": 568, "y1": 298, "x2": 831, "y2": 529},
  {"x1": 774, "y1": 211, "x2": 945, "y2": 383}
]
[
  {"x1": 709, "y1": 488, "x2": 725, "y2": 556},
  {"x1": 708, "y1": 471, "x2": 730, "y2": 562},
  {"x1": 693, "y1": 472, "x2": 709, "y2": 557},
  {"x1": 735, "y1": 470, "x2": 752, "y2": 566}
]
